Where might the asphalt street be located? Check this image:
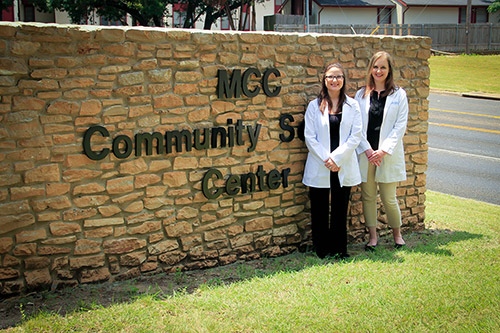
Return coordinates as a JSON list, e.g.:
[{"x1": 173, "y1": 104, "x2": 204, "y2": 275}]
[{"x1": 427, "y1": 93, "x2": 500, "y2": 205}]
